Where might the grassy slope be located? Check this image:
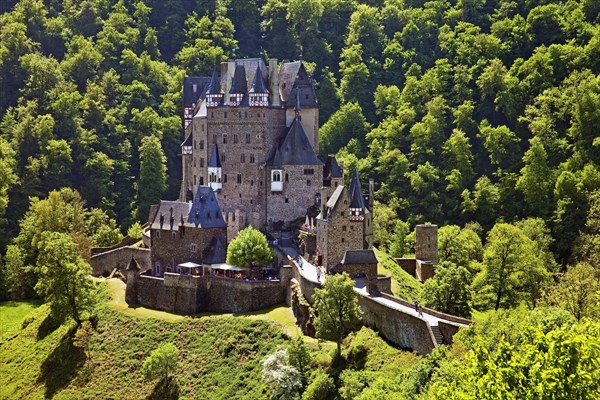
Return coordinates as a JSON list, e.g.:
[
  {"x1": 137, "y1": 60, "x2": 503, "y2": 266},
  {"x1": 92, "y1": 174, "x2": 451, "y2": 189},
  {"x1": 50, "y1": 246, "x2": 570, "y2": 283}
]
[
  {"x1": 375, "y1": 248, "x2": 423, "y2": 301},
  {"x1": 0, "y1": 300, "x2": 42, "y2": 343}
]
